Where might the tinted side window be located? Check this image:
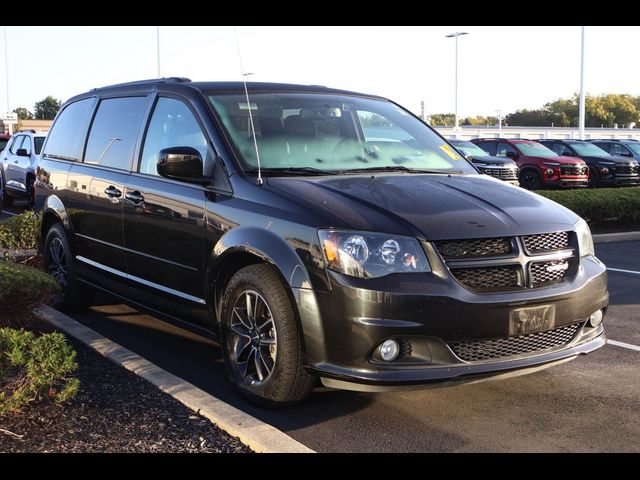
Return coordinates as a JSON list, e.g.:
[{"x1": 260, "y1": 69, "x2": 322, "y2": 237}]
[
  {"x1": 610, "y1": 143, "x2": 631, "y2": 156},
  {"x1": 476, "y1": 141, "x2": 496, "y2": 155},
  {"x1": 85, "y1": 97, "x2": 148, "y2": 170},
  {"x1": 596, "y1": 143, "x2": 611, "y2": 153},
  {"x1": 34, "y1": 137, "x2": 45, "y2": 155},
  {"x1": 9, "y1": 136, "x2": 24, "y2": 154},
  {"x1": 496, "y1": 142, "x2": 517, "y2": 157},
  {"x1": 43, "y1": 98, "x2": 95, "y2": 161},
  {"x1": 139, "y1": 97, "x2": 207, "y2": 176},
  {"x1": 21, "y1": 136, "x2": 32, "y2": 155}
]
